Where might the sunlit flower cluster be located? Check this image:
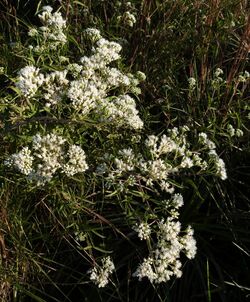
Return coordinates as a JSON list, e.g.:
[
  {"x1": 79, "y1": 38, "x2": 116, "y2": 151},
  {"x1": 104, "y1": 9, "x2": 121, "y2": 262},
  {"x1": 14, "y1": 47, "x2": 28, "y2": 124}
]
[
  {"x1": 16, "y1": 66, "x2": 44, "y2": 98},
  {"x1": 5, "y1": 147, "x2": 34, "y2": 175},
  {"x1": 133, "y1": 218, "x2": 196, "y2": 283},
  {"x1": 89, "y1": 256, "x2": 115, "y2": 288},
  {"x1": 96, "y1": 95, "x2": 143, "y2": 129},
  {"x1": 84, "y1": 28, "x2": 102, "y2": 42},
  {"x1": 105, "y1": 127, "x2": 224, "y2": 194},
  {"x1": 134, "y1": 222, "x2": 152, "y2": 240},
  {"x1": 199, "y1": 132, "x2": 227, "y2": 180},
  {"x1": 238, "y1": 70, "x2": 250, "y2": 83},
  {"x1": 227, "y1": 124, "x2": 244, "y2": 137},
  {"x1": 118, "y1": 11, "x2": 137, "y2": 27},
  {"x1": 212, "y1": 67, "x2": 225, "y2": 87},
  {"x1": 188, "y1": 77, "x2": 196, "y2": 91},
  {"x1": 5, "y1": 133, "x2": 88, "y2": 185},
  {"x1": 28, "y1": 6, "x2": 67, "y2": 51},
  {"x1": 16, "y1": 7, "x2": 144, "y2": 130}
]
